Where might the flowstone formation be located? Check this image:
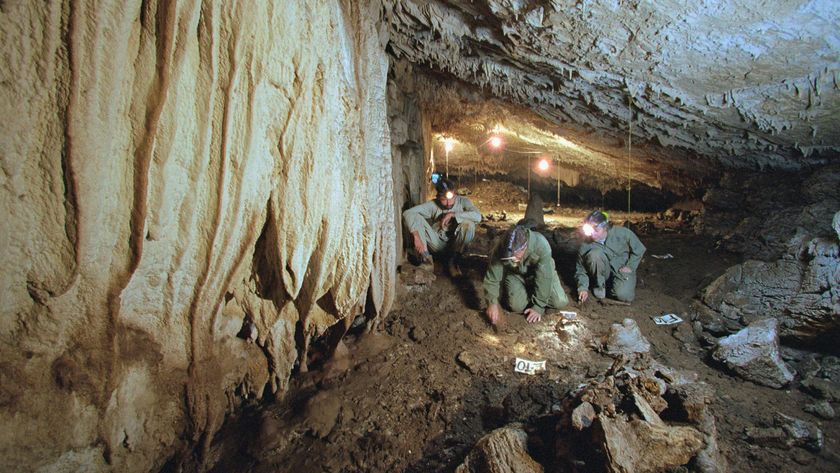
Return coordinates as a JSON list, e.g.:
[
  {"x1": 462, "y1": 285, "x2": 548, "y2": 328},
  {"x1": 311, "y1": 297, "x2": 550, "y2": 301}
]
[{"x1": 0, "y1": 1, "x2": 394, "y2": 472}]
